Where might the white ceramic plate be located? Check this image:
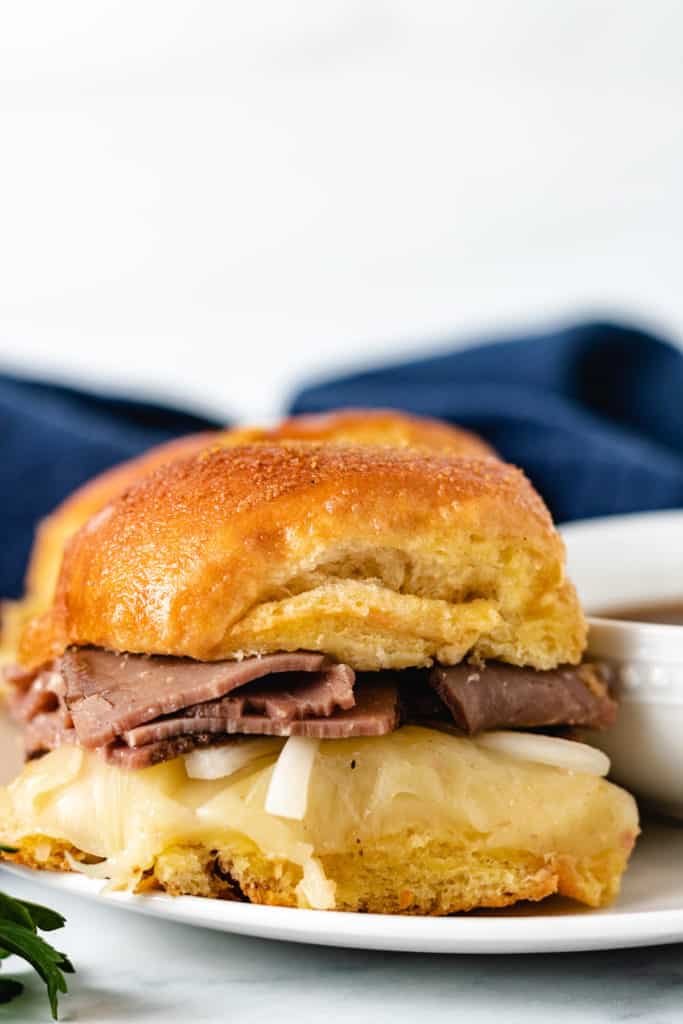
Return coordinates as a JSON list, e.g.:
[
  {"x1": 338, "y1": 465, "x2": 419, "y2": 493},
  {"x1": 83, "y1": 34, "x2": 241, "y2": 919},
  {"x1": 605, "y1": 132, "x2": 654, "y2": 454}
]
[{"x1": 2, "y1": 511, "x2": 682, "y2": 954}]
